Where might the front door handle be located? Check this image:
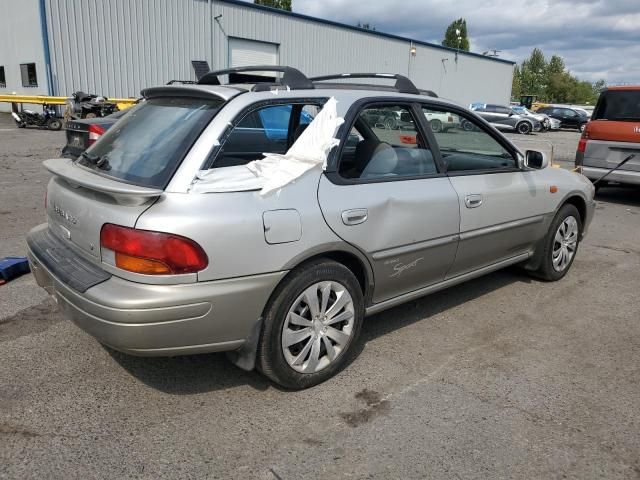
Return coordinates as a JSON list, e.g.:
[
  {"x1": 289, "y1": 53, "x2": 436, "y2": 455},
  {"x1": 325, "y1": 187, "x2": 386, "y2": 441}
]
[
  {"x1": 464, "y1": 194, "x2": 483, "y2": 208},
  {"x1": 342, "y1": 208, "x2": 368, "y2": 226}
]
